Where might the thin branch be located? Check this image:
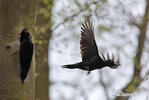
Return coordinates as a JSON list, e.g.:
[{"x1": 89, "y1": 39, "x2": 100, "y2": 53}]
[
  {"x1": 98, "y1": 70, "x2": 110, "y2": 100},
  {"x1": 52, "y1": 9, "x2": 84, "y2": 31}
]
